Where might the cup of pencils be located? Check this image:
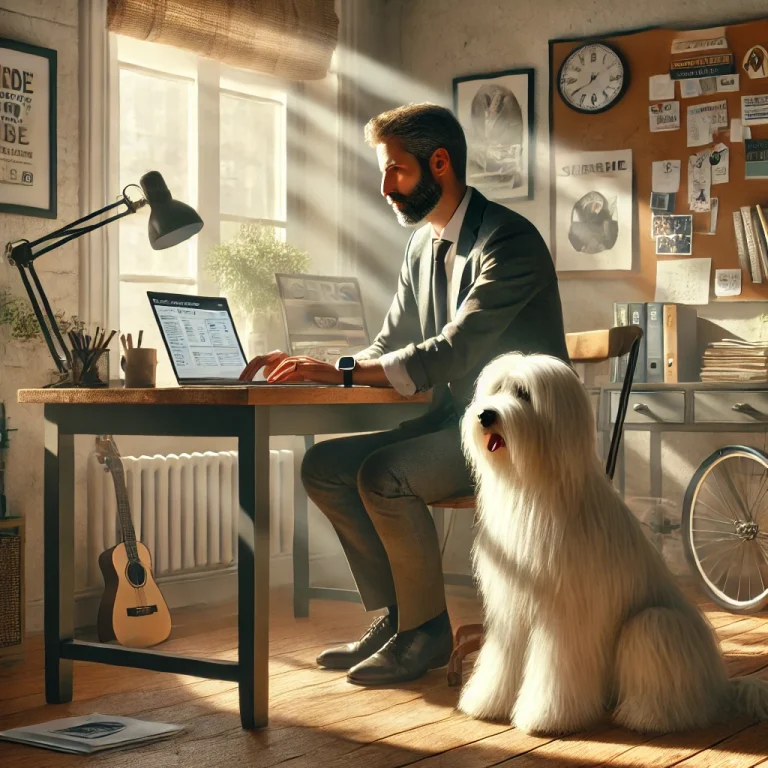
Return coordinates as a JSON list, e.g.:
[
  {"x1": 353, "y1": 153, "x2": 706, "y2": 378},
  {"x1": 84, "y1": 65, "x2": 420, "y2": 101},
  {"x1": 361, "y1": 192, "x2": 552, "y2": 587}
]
[
  {"x1": 68, "y1": 328, "x2": 115, "y2": 388},
  {"x1": 121, "y1": 331, "x2": 157, "y2": 388}
]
